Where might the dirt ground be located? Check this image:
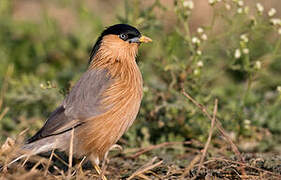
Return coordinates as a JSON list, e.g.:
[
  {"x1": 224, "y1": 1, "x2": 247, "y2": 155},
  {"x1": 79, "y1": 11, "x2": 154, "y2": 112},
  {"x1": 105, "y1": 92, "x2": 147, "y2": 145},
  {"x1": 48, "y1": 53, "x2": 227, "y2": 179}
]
[{"x1": 1, "y1": 141, "x2": 281, "y2": 180}]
